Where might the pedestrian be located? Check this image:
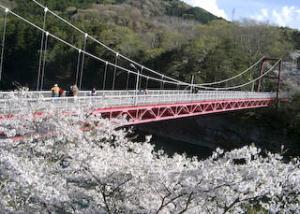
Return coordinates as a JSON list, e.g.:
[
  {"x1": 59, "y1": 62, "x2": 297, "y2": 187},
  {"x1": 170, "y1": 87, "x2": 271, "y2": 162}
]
[
  {"x1": 59, "y1": 87, "x2": 65, "y2": 97},
  {"x1": 51, "y1": 84, "x2": 60, "y2": 97},
  {"x1": 67, "y1": 85, "x2": 73, "y2": 97},
  {"x1": 72, "y1": 84, "x2": 79, "y2": 97},
  {"x1": 91, "y1": 87, "x2": 96, "y2": 96}
]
